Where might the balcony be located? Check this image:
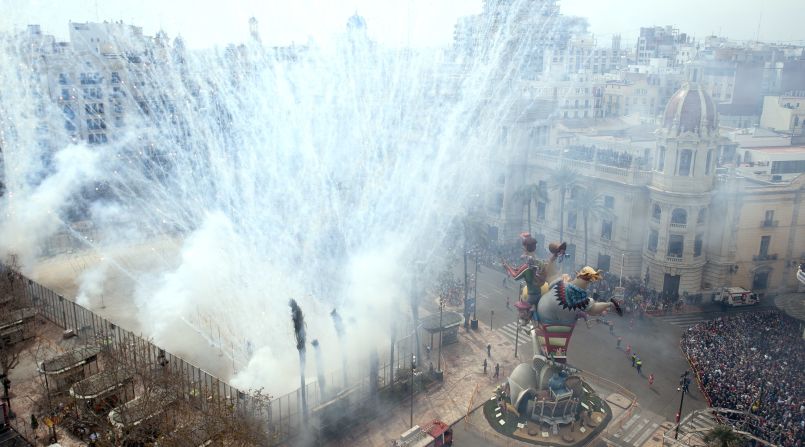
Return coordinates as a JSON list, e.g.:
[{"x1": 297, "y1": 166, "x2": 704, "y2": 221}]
[
  {"x1": 669, "y1": 222, "x2": 687, "y2": 230},
  {"x1": 752, "y1": 254, "x2": 778, "y2": 261},
  {"x1": 761, "y1": 220, "x2": 779, "y2": 228},
  {"x1": 666, "y1": 255, "x2": 683, "y2": 263}
]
